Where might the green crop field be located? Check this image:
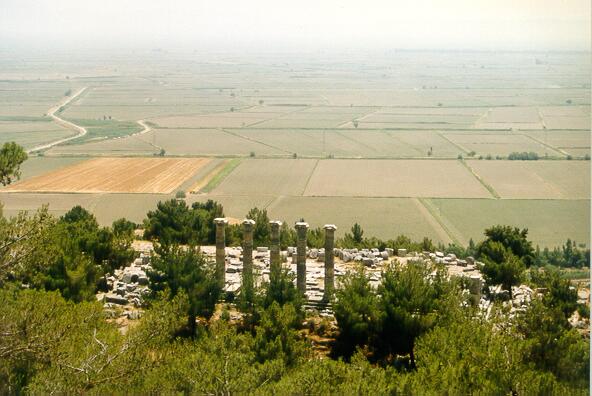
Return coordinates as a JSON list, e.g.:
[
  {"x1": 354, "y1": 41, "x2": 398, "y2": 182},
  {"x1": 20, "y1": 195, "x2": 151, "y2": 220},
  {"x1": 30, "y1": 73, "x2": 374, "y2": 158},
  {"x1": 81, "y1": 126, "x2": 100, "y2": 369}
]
[{"x1": 61, "y1": 118, "x2": 143, "y2": 144}]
